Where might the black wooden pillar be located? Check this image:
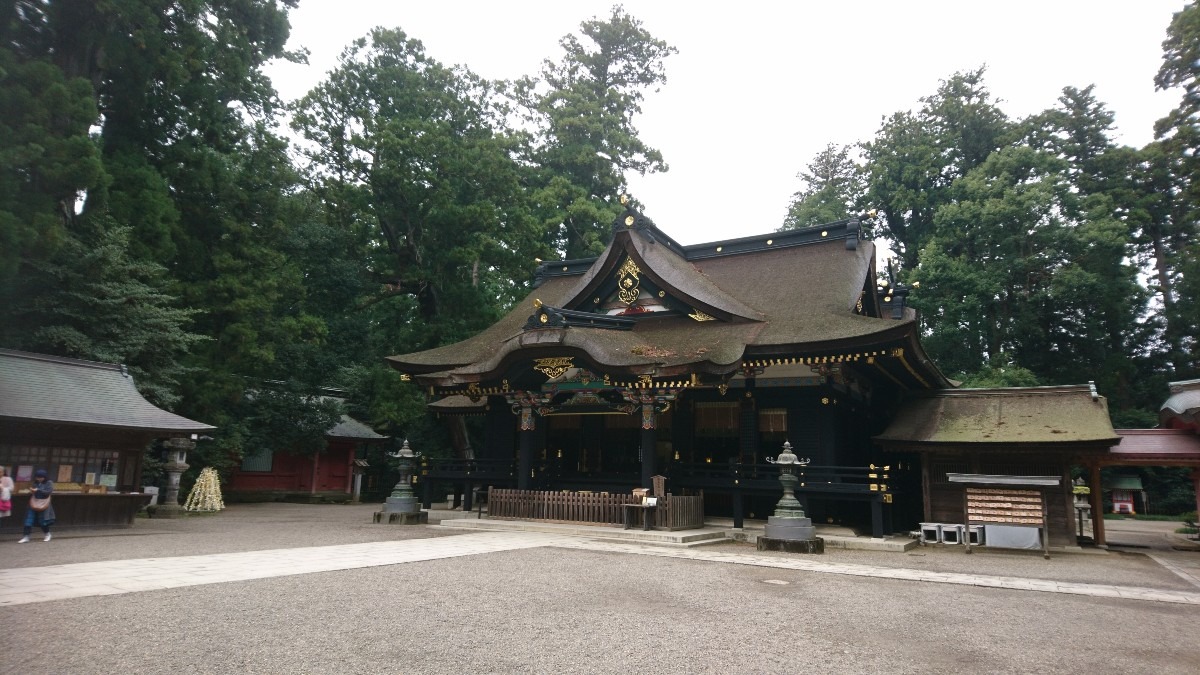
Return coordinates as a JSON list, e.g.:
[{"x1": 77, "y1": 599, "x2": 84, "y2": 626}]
[
  {"x1": 870, "y1": 495, "x2": 884, "y2": 538},
  {"x1": 483, "y1": 396, "x2": 514, "y2": 460},
  {"x1": 640, "y1": 394, "x2": 657, "y2": 489},
  {"x1": 732, "y1": 486, "x2": 745, "y2": 529},
  {"x1": 738, "y1": 378, "x2": 758, "y2": 463},
  {"x1": 422, "y1": 472, "x2": 433, "y2": 509},
  {"x1": 517, "y1": 400, "x2": 535, "y2": 490}
]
